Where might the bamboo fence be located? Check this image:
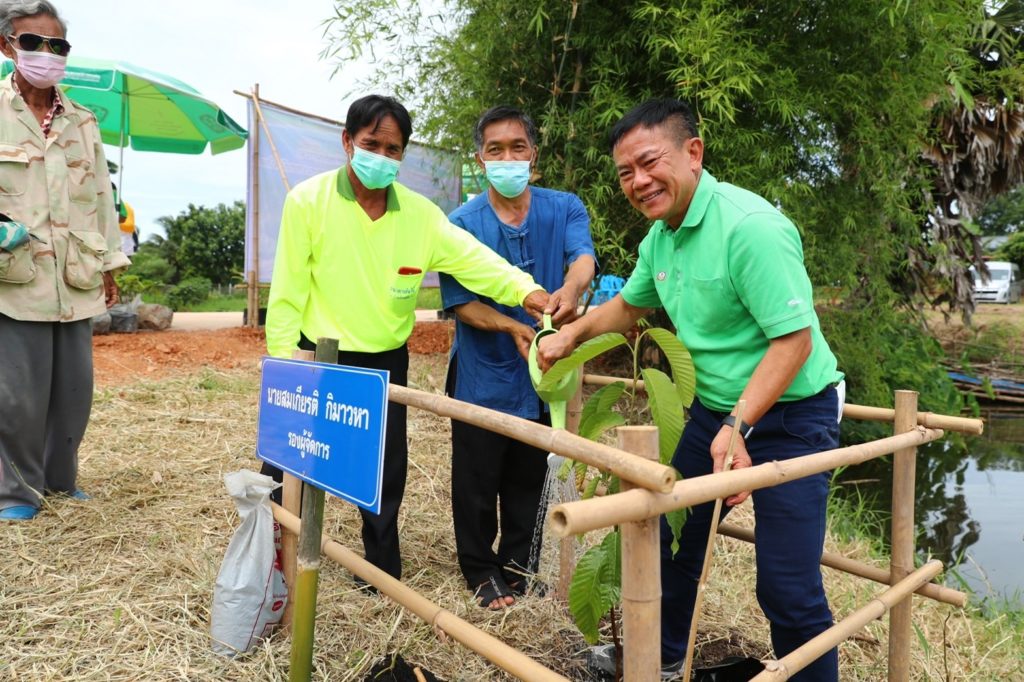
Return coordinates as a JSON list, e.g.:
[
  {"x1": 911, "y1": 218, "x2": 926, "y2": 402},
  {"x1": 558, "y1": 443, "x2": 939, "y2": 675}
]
[{"x1": 268, "y1": 360, "x2": 982, "y2": 681}]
